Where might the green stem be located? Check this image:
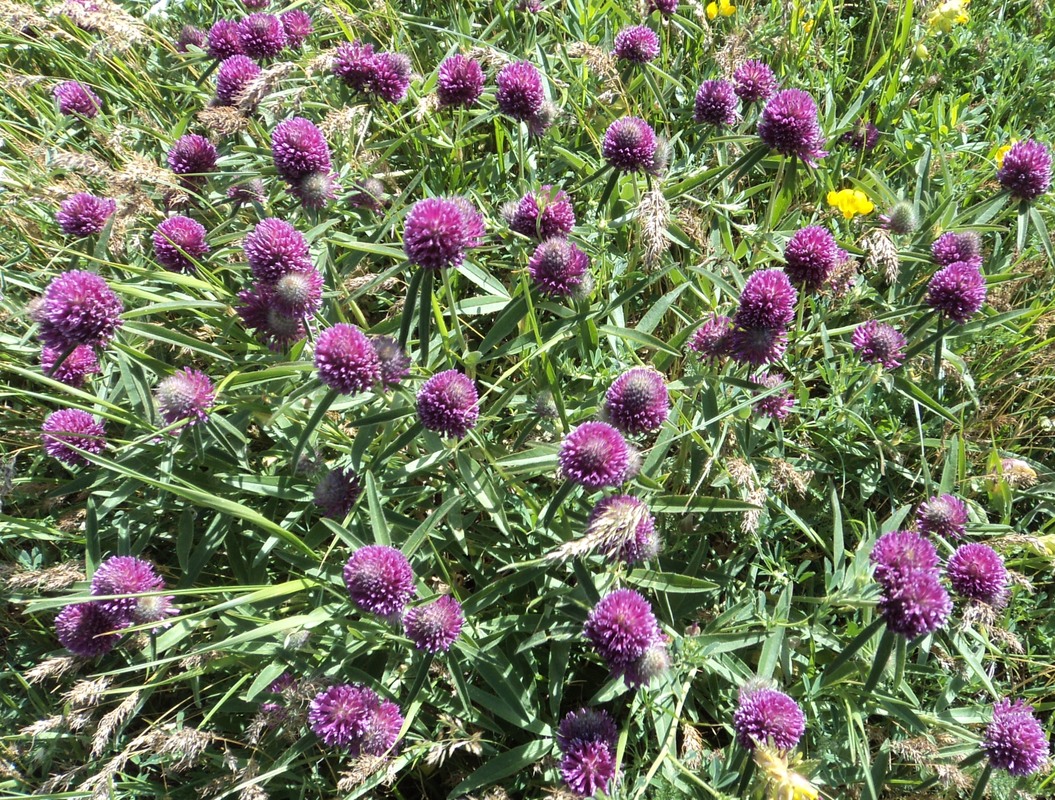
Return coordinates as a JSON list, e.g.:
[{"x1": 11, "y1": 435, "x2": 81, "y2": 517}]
[
  {"x1": 970, "y1": 763, "x2": 992, "y2": 800},
  {"x1": 443, "y1": 268, "x2": 467, "y2": 359}
]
